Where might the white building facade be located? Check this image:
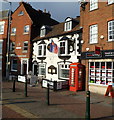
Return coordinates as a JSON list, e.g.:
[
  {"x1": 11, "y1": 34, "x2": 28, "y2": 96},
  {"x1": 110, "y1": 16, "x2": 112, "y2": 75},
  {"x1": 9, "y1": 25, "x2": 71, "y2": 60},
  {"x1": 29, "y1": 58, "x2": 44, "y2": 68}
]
[{"x1": 32, "y1": 17, "x2": 82, "y2": 84}]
